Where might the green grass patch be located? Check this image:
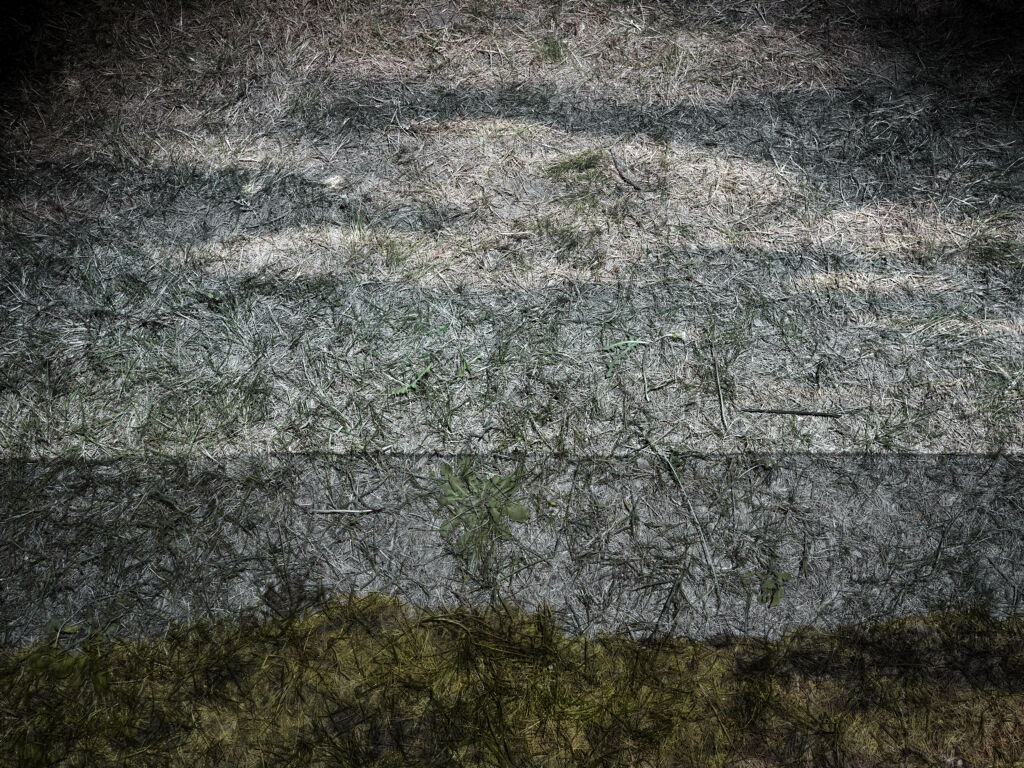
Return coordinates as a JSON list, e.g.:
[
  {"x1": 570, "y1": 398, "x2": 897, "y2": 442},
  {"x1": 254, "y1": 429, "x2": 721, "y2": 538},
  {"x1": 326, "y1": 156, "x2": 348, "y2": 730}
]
[
  {"x1": 434, "y1": 458, "x2": 531, "y2": 577},
  {"x1": 545, "y1": 149, "x2": 606, "y2": 180},
  {"x1": 3, "y1": 594, "x2": 1024, "y2": 767}
]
